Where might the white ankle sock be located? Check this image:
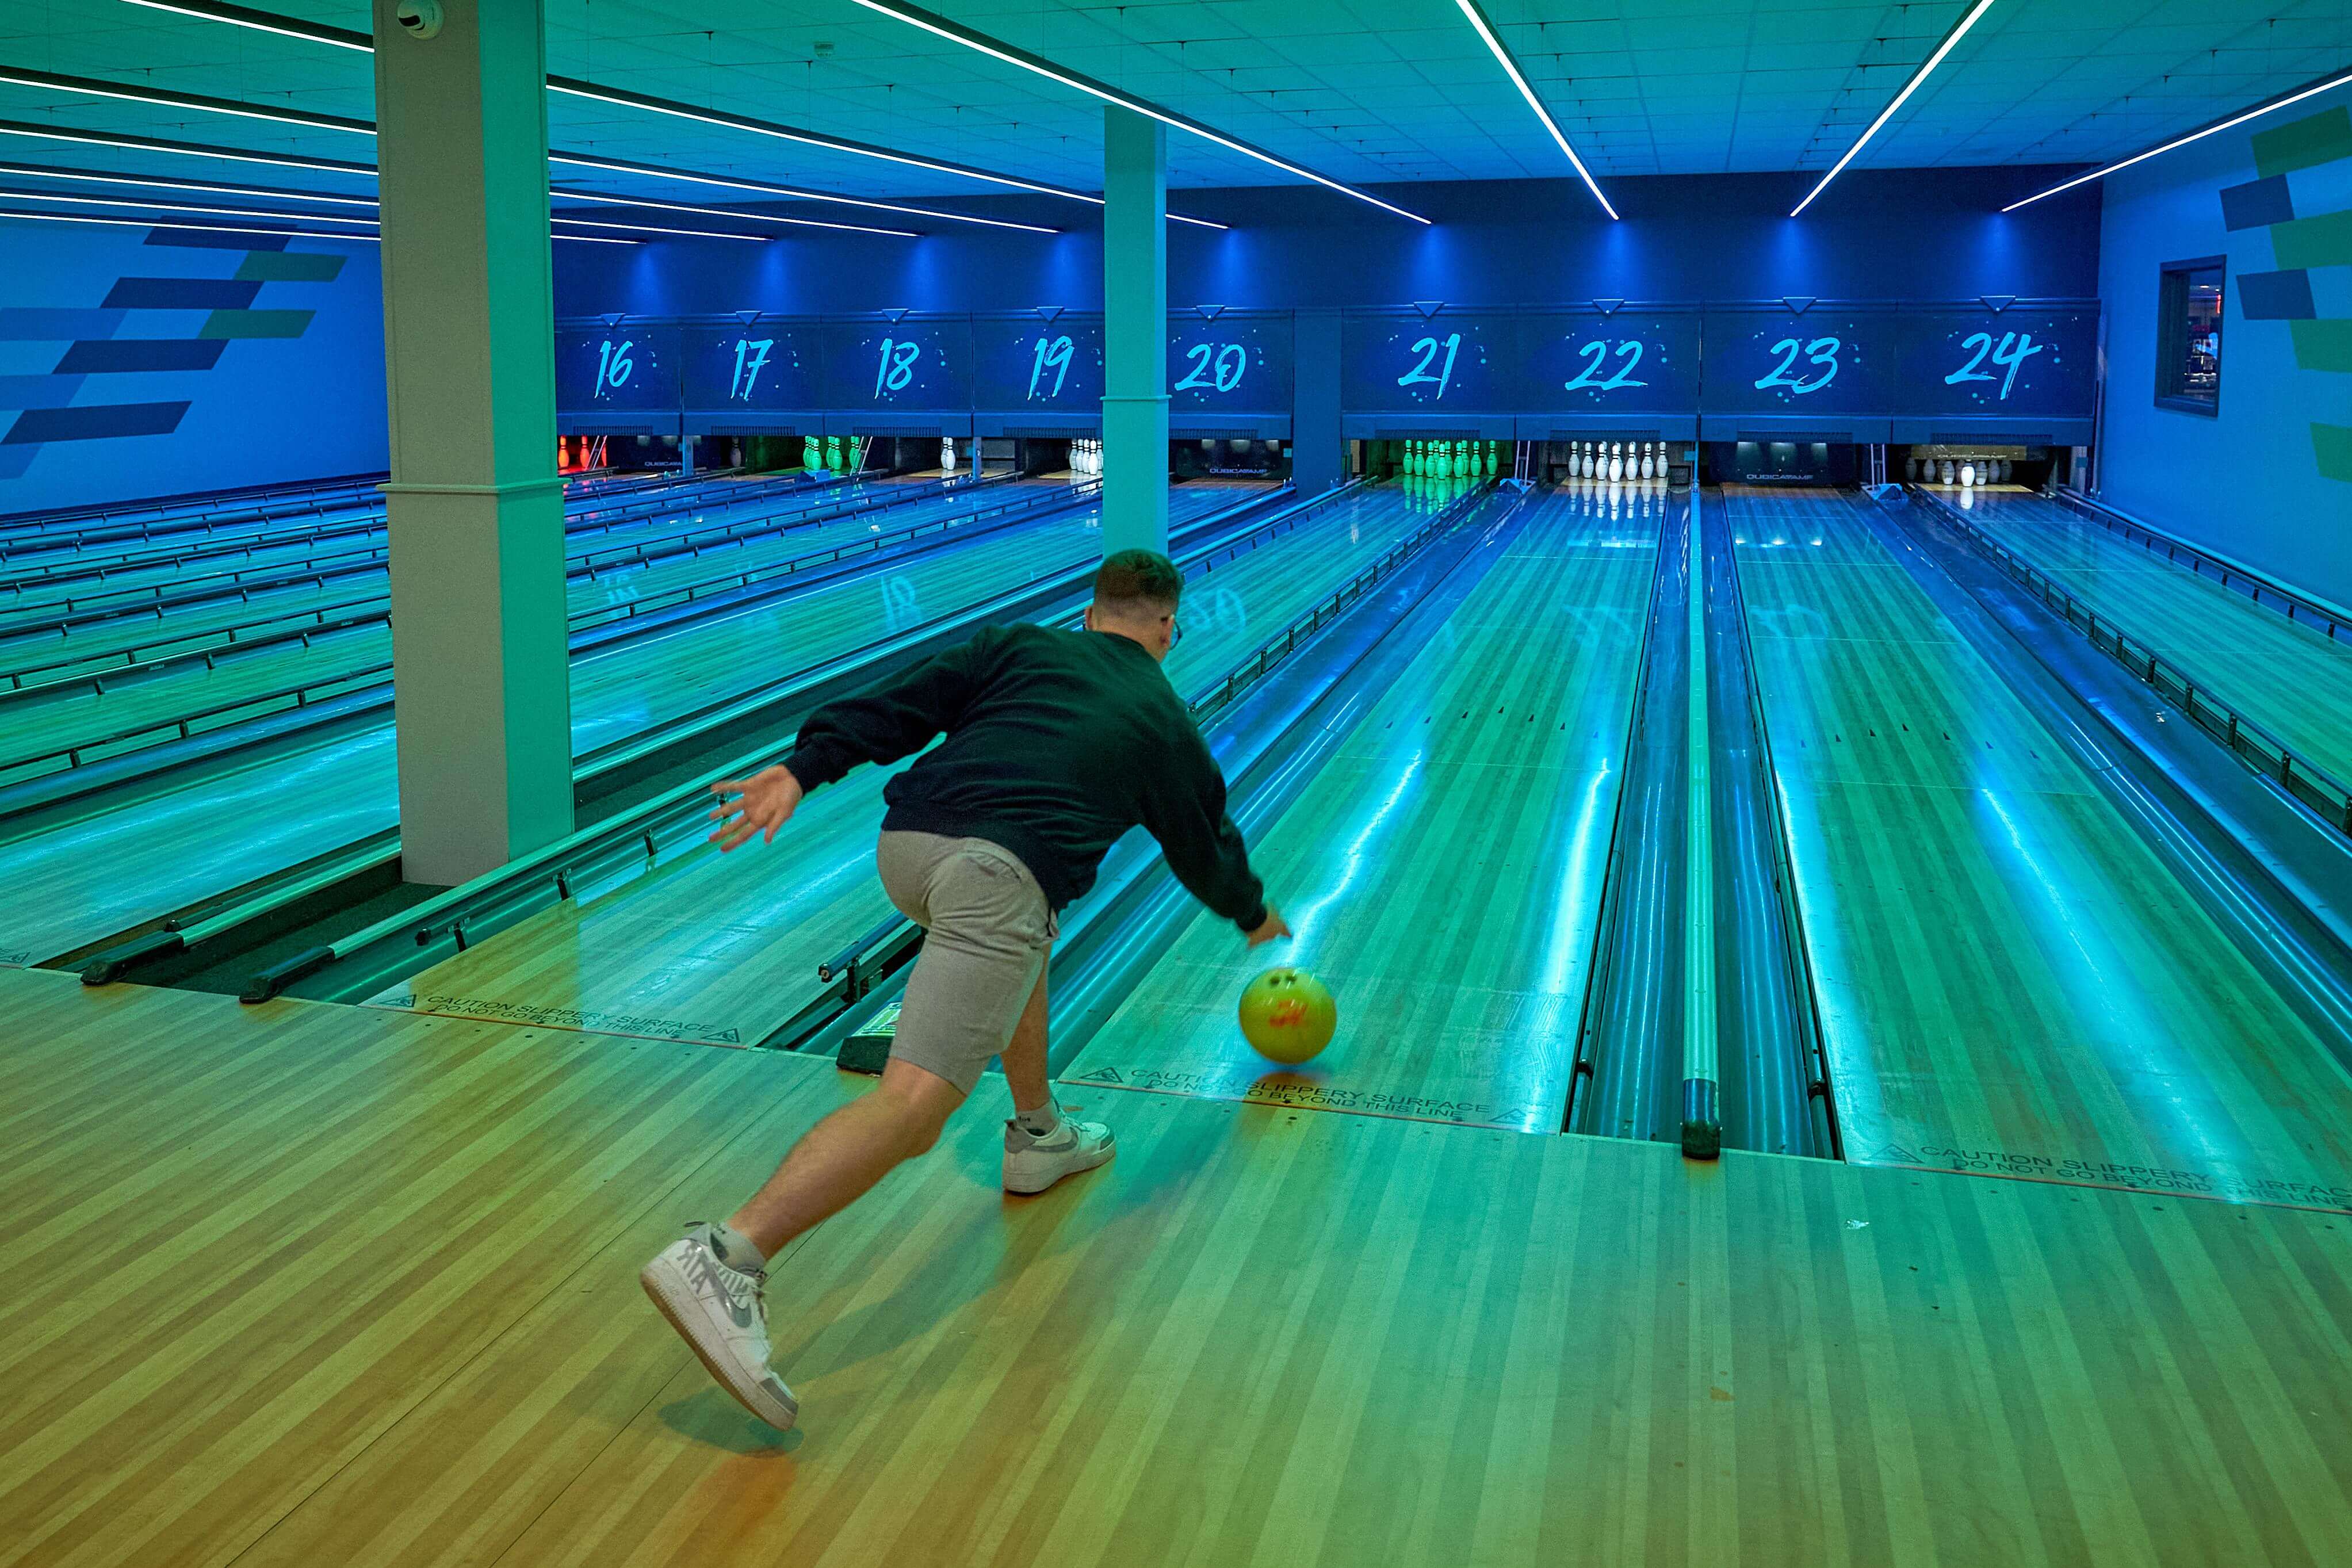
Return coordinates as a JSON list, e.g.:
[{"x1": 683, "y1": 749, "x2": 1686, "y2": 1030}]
[{"x1": 1015, "y1": 1102, "x2": 1060, "y2": 1138}]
